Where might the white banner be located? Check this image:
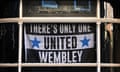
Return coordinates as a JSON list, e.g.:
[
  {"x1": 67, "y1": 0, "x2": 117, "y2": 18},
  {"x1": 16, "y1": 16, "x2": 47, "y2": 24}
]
[{"x1": 24, "y1": 23, "x2": 96, "y2": 63}]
